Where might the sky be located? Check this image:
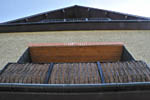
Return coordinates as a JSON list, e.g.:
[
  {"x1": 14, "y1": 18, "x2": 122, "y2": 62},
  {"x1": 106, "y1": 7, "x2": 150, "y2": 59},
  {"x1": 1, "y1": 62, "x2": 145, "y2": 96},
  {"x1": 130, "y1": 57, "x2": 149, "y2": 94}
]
[{"x1": 0, "y1": 0, "x2": 150, "y2": 23}]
